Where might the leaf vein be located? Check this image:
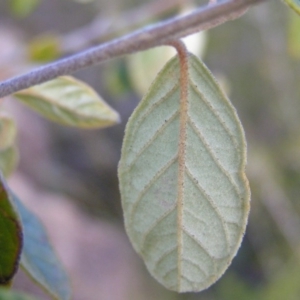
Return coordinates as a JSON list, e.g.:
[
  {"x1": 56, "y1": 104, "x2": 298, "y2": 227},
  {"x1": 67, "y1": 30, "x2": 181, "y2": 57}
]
[
  {"x1": 183, "y1": 228, "x2": 212, "y2": 258},
  {"x1": 140, "y1": 206, "x2": 177, "y2": 253},
  {"x1": 189, "y1": 78, "x2": 238, "y2": 149},
  {"x1": 129, "y1": 156, "x2": 178, "y2": 225},
  {"x1": 185, "y1": 167, "x2": 230, "y2": 252},
  {"x1": 153, "y1": 246, "x2": 177, "y2": 272},
  {"x1": 126, "y1": 110, "x2": 179, "y2": 170},
  {"x1": 182, "y1": 257, "x2": 207, "y2": 277},
  {"x1": 130, "y1": 83, "x2": 179, "y2": 137},
  {"x1": 188, "y1": 117, "x2": 241, "y2": 198}
]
